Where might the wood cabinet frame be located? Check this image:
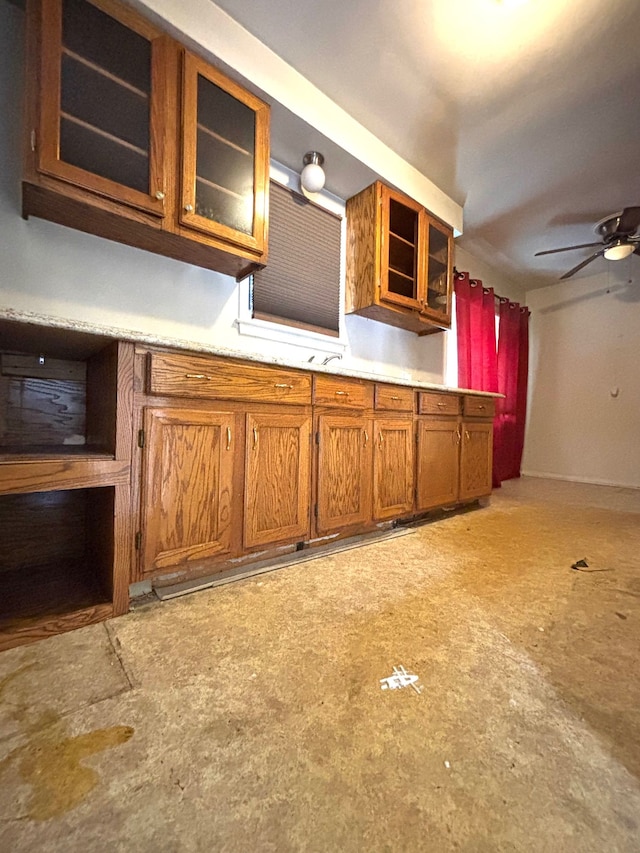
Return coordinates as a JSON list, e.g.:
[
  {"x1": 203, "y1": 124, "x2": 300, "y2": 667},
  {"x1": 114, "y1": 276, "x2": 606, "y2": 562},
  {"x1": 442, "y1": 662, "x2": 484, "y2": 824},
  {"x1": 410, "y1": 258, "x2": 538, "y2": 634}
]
[
  {"x1": 346, "y1": 181, "x2": 454, "y2": 335},
  {"x1": 180, "y1": 51, "x2": 270, "y2": 255},
  {"x1": 37, "y1": 0, "x2": 168, "y2": 217},
  {"x1": 23, "y1": 0, "x2": 270, "y2": 280},
  {"x1": 0, "y1": 328, "x2": 134, "y2": 652}
]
